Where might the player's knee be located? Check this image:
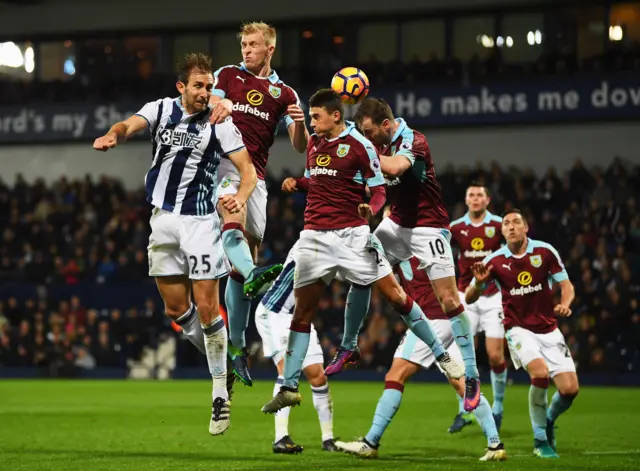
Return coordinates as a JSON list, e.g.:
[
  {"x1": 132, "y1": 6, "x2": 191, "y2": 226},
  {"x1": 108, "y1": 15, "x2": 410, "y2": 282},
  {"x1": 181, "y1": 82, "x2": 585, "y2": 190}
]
[
  {"x1": 440, "y1": 293, "x2": 461, "y2": 313},
  {"x1": 384, "y1": 369, "x2": 403, "y2": 384},
  {"x1": 386, "y1": 287, "x2": 408, "y2": 312},
  {"x1": 488, "y1": 351, "x2": 505, "y2": 367},
  {"x1": 308, "y1": 373, "x2": 327, "y2": 388},
  {"x1": 558, "y1": 378, "x2": 579, "y2": 398},
  {"x1": 164, "y1": 302, "x2": 191, "y2": 320}
]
